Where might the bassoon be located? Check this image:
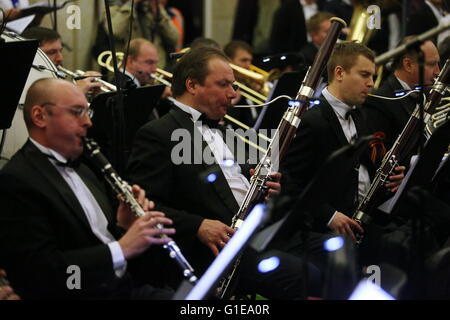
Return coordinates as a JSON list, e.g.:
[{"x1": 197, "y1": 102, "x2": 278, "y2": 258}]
[
  {"x1": 216, "y1": 17, "x2": 347, "y2": 299},
  {"x1": 352, "y1": 59, "x2": 450, "y2": 245}
]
